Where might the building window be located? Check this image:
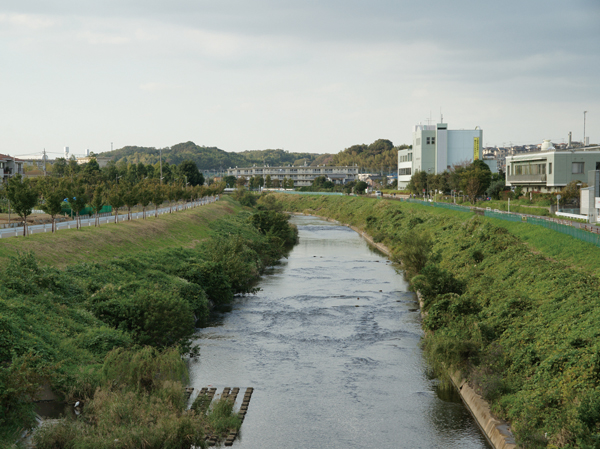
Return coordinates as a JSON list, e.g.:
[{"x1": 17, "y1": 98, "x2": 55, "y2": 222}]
[
  {"x1": 572, "y1": 162, "x2": 584, "y2": 174},
  {"x1": 548, "y1": 163, "x2": 552, "y2": 174},
  {"x1": 426, "y1": 137, "x2": 430, "y2": 145},
  {"x1": 408, "y1": 153, "x2": 412, "y2": 161},
  {"x1": 399, "y1": 168, "x2": 411, "y2": 176},
  {"x1": 432, "y1": 137, "x2": 435, "y2": 145}
]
